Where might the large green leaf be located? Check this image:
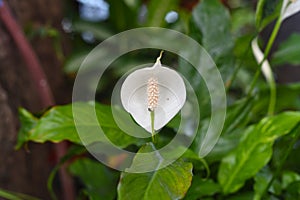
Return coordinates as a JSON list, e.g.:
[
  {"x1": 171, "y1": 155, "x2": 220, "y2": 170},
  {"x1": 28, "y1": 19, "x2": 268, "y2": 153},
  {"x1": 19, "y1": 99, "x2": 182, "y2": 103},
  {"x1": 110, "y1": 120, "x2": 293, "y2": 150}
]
[
  {"x1": 218, "y1": 112, "x2": 300, "y2": 194},
  {"x1": 117, "y1": 143, "x2": 193, "y2": 200},
  {"x1": 272, "y1": 33, "x2": 300, "y2": 66},
  {"x1": 191, "y1": 0, "x2": 234, "y2": 82},
  {"x1": 17, "y1": 102, "x2": 144, "y2": 148},
  {"x1": 146, "y1": 0, "x2": 179, "y2": 27},
  {"x1": 192, "y1": 0, "x2": 232, "y2": 59},
  {"x1": 69, "y1": 158, "x2": 119, "y2": 200}
]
